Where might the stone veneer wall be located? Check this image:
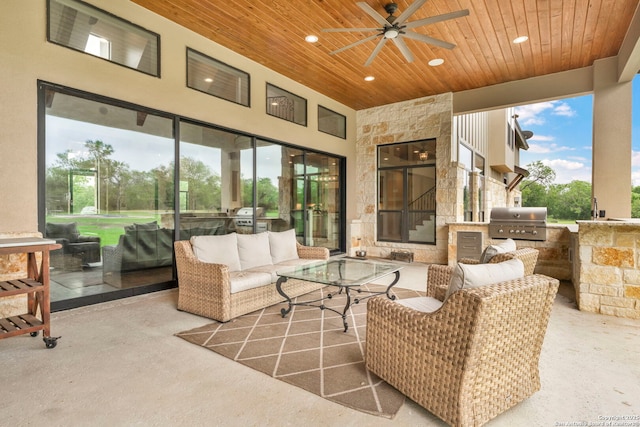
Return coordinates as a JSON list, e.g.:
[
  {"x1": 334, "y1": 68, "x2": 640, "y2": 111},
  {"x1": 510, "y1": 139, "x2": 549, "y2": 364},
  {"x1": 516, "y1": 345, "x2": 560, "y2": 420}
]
[
  {"x1": 353, "y1": 94, "x2": 454, "y2": 264},
  {"x1": 575, "y1": 221, "x2": 640, "y2": 319},
  {"x1": 447, "y1": 223, "x2": 572, "y2": 281},
  {"x1": 0, "y1": 231, "x2": 42, "y2": 318}
]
